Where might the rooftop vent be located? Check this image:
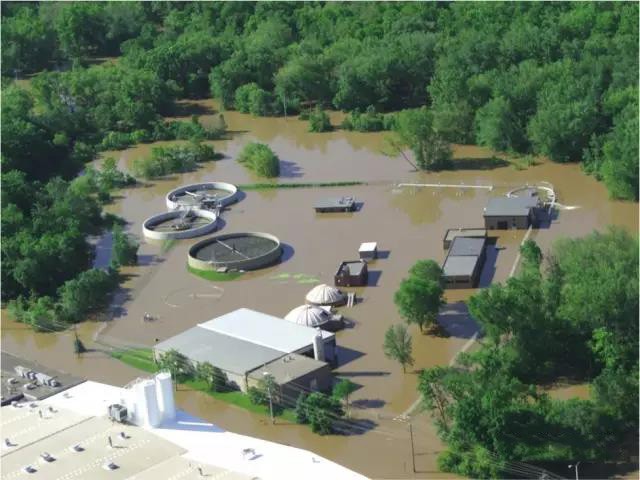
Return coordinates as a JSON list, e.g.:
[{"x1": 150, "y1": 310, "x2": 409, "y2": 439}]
[
  {"x1": 40, "y1": 452, "x2": 55, "y2": 463},
  {"x1": 102, "y1": 462, "x2": 119, "y2": 471},
  {"x1": 22, "y1": 465, "x2": 37, "y2": 474},
  {"x1": 69, "y1": 444, "x2": 84, "y2": 453}
]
